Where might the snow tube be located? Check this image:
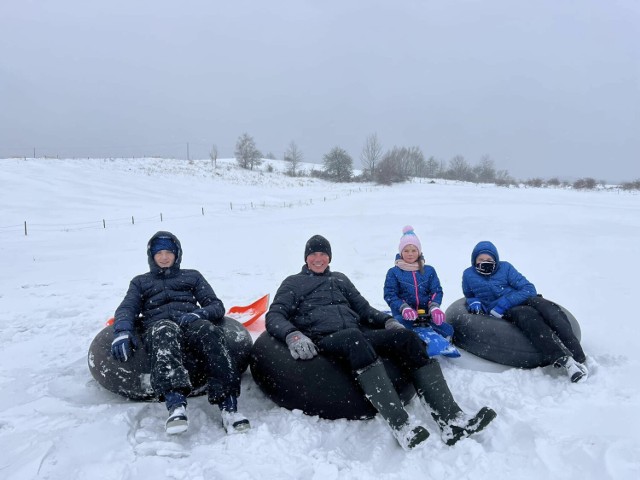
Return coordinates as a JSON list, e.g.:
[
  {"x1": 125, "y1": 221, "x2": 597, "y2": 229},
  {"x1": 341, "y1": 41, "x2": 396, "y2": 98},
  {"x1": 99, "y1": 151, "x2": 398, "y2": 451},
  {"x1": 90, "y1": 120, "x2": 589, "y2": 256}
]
[
  {"x1": 446, "y1": 298, "x2": 581, "y2": 369},
  {"x1": 250, "y1": 331, "x2": 415, "y2": 420},
  {"x1": 88, "y1": 317, "x2": 253, "y2": 401}
]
